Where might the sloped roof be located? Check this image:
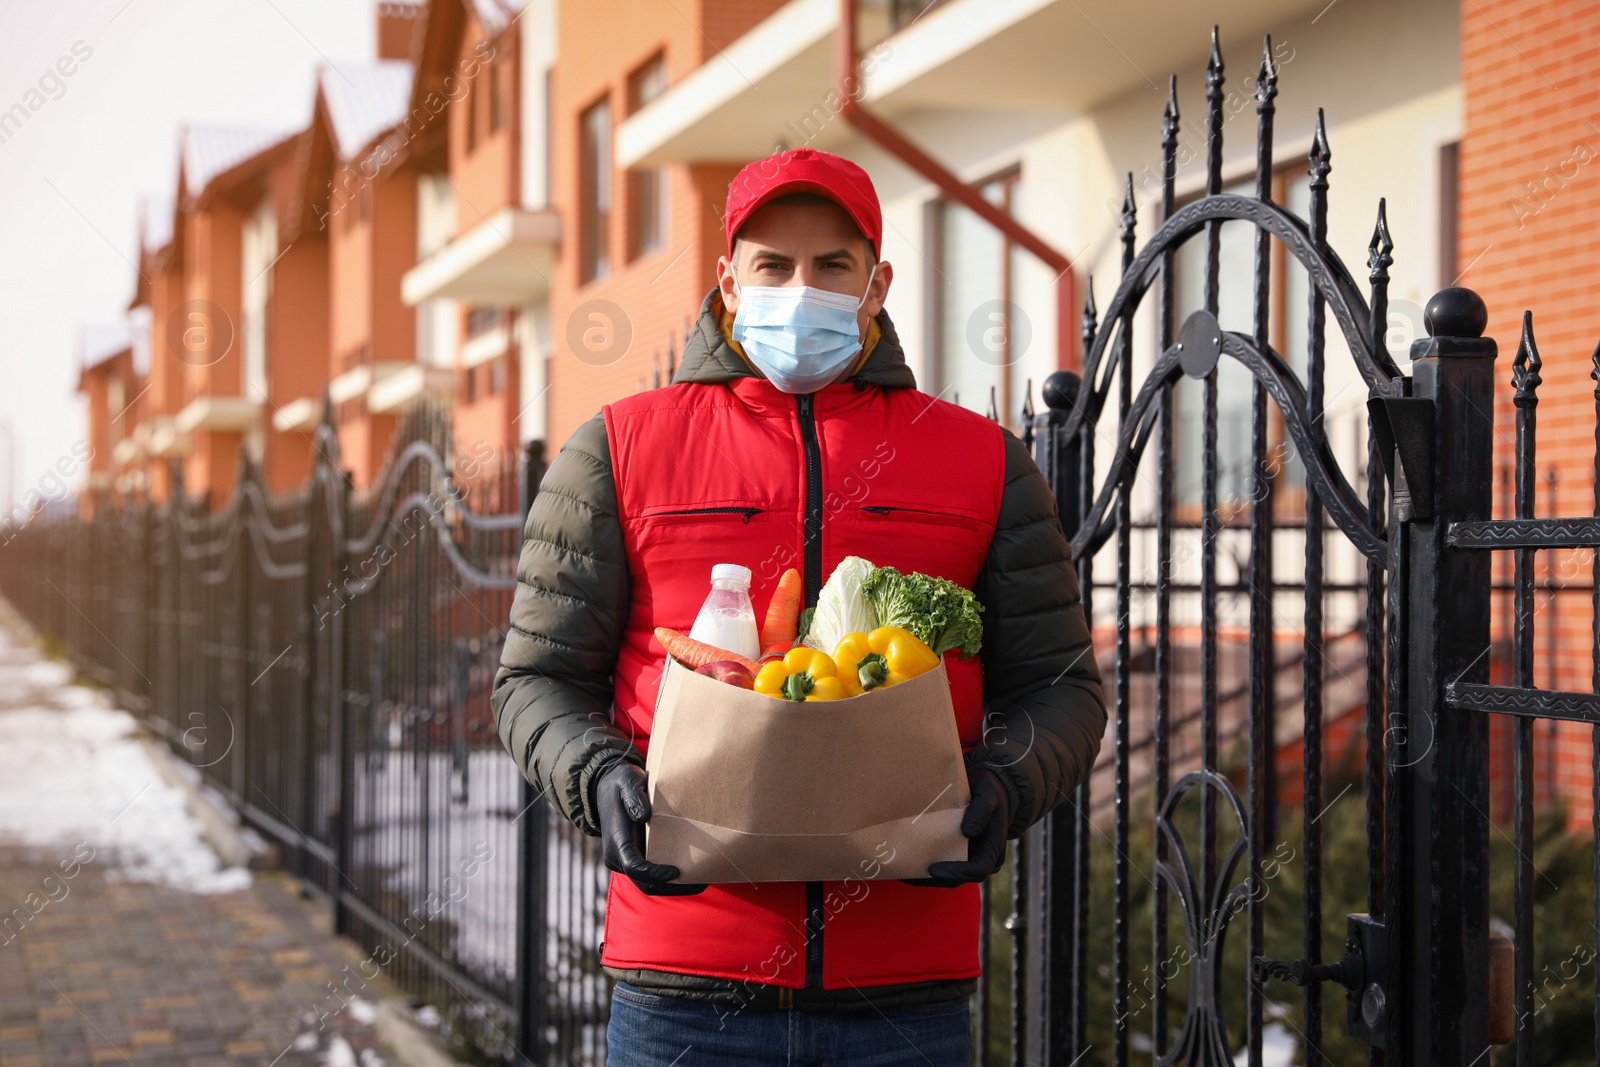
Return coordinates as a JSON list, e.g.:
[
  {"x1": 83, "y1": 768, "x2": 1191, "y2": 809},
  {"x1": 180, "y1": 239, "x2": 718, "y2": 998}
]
[
  {"x1": 469, "y1": 0, "x2": 521, "y2": 37},
  {"x1": 80, "y1": 321, "x2": 132, "y2": 371},
  {"x1": 181, "y1": 123, "x2": 297, "y2": 198},
  {"x1": 320, "y1": 60, "x2": 414, "y2": 159}
]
